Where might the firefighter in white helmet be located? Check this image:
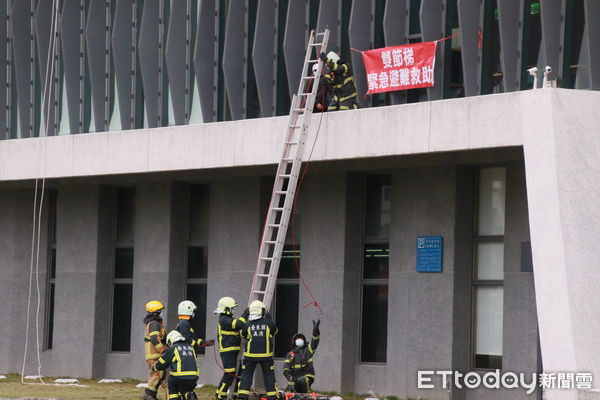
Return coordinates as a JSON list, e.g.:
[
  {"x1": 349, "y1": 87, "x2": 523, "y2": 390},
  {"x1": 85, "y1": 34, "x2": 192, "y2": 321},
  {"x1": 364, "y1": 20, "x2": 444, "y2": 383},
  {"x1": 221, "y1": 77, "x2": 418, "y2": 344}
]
[
  {"x1": 152, "y1": 330, "x2": 199, "y2": 400},
  {"x1": 237, "y1": 300, "x2": 278, "y2": 400},
  {"x1": 319, "y1": 51, "x2": 359, "y2": 111},
  {"x1": 213, "y1": 297, "x2": 249, "y2": 400},
  {"x1": 176, "y1": 300, "x2": 214, "y2": 352}
]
